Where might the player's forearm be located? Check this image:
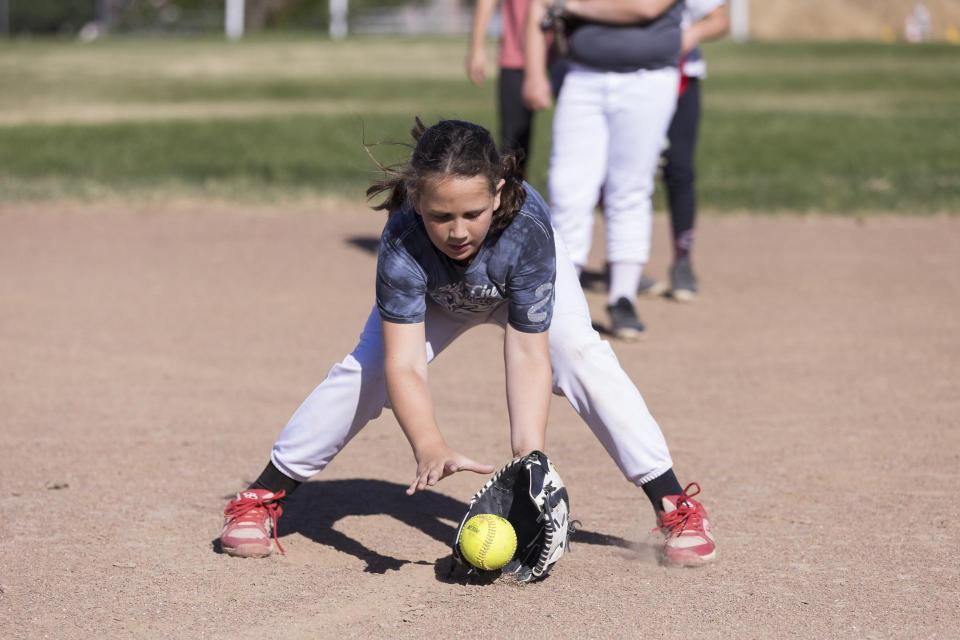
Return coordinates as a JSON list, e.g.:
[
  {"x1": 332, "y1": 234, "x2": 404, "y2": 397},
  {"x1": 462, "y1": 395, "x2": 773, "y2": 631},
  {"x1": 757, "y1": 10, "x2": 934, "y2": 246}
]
[
  {"x1": 469, "y1": 0, "x2": 499, "y2": 53},
  {"x1": 524, "y1": 0, "x2": 549, "y2": 79},
  {"x1": 564, "y1": 0, "x2": 676, "y2": 23},
  {"x1": 687, "y1": 4, "x2": 729, "y2": 44},
  {"x1": 504, "y1": 328, "x2": 551, "y2": 456},
  {"x1": 385, "y1": 362, "x2": 445, "y2": 455}
]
